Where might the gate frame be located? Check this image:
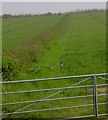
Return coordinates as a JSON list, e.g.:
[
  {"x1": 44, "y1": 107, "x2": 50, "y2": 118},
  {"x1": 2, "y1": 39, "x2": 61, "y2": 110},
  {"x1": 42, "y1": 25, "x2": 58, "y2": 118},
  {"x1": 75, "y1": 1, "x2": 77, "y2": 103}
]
[{"x1": 0, "y1": 73, "x2": 108, "y2": 119}]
